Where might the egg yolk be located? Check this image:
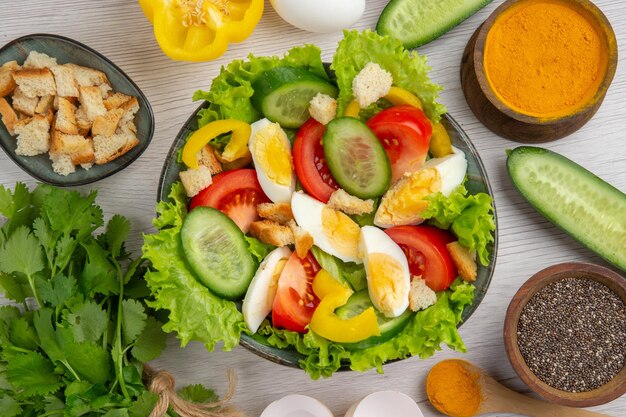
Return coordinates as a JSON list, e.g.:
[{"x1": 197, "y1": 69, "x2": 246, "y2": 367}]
[
  {"x1": 252, "y1": 123, "x2": 293, "y2": 186},
  {"x1": 266, "y1": 258, "x2": 288, "y2": 307},
  {"x1": 377, "y1": 168, "x2": 442, "y2": 224},
  {"x1": 367, "y1": 252, "x2": 408, "y2": 316},
  {"x1": 321, "y1": 207, "x2": 360, "y2": 259}
]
